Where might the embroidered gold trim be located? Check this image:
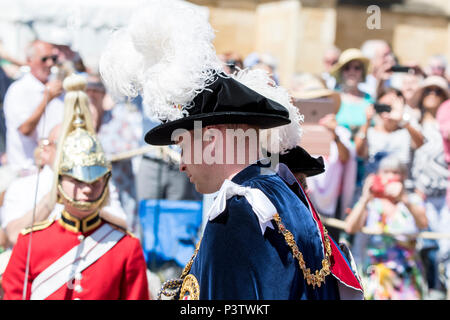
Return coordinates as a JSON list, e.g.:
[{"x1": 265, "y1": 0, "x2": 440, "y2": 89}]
[
  {"x1": 158, "y1": 212, "x2": 331, "y2": 299},
  {"x1": 179, "y1": 274, "x2": 200, "y2": 300},
  {"x1": 59, "y1": 210, "x2": 101, "y2": 233},
  {"x1": 21, "y1": 219, "x2": 54, "y2": 235},
  {"x1": 157, "y1": 239, "x2": 202, "y2": 300},
  {"x1": 273, "y1": 213, "x2": 332, "y2": 288},
  {"x1": 180, "y1": 239, "x2": 202, "y2": 279}
]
